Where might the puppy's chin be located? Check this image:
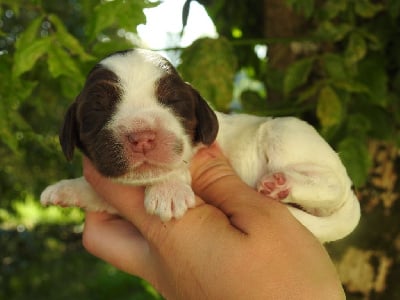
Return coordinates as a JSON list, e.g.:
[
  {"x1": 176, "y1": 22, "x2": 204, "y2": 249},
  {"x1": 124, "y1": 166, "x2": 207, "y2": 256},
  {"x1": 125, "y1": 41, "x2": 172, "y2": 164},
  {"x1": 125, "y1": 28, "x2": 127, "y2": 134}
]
[{"x1": 114, "y1": 162, "x2": 185, "y2": 185}]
